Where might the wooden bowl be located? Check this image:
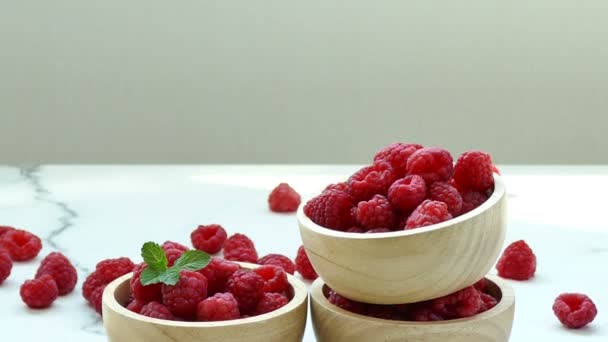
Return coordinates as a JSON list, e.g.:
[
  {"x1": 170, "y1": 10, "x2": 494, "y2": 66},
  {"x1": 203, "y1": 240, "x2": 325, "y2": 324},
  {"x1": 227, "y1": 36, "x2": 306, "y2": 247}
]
[
  {"x1": 298, "y1": 175, "x2": 507, "y2": 304},
  {"x1": 310, "y1": 275, "x2": 515, "y2": 342},
  {"x1": 102, "y1": 262, "x2": 308, "y2": 342}
]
